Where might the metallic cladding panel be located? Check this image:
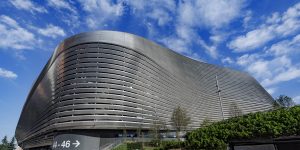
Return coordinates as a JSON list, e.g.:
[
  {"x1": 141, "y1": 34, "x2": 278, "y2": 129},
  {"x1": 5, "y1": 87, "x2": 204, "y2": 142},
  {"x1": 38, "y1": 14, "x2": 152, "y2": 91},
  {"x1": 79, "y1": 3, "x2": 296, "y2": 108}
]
[{"x1": 15, "y1": 31, "x2": 274, "y2": 149}]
